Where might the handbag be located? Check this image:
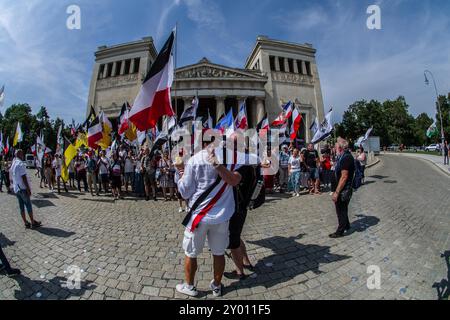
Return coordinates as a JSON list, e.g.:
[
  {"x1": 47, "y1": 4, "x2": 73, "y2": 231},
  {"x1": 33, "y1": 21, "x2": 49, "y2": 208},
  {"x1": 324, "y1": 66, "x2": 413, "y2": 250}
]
[{"x1": 339, "y1": 187, "x2": 353, "y2": 203}]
